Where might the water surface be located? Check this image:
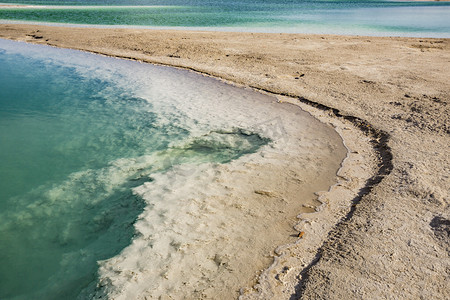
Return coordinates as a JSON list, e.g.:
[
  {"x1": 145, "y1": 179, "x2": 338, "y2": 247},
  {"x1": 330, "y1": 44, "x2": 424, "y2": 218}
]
[
  {"x1": 0, "y1": 39, "x2": 268, "y2": 299},
  {"x1": 0, "y1": 0, "x2": 449, "y2": 37}
]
